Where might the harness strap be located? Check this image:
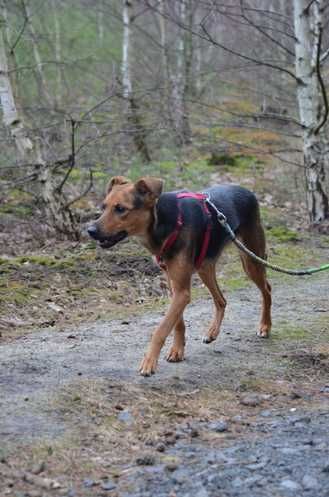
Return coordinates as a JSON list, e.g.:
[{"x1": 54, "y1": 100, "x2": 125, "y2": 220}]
[{"x1": 156, "y1": 192, "x2": 212, "y2": 270}]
